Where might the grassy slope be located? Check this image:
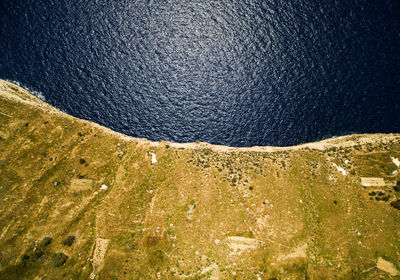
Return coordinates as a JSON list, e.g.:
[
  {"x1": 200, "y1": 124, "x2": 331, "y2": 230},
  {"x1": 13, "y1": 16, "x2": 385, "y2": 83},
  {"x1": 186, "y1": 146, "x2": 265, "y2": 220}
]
[{"x1": 0, "y1": 80, "x2": 400, "y2": 279}]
